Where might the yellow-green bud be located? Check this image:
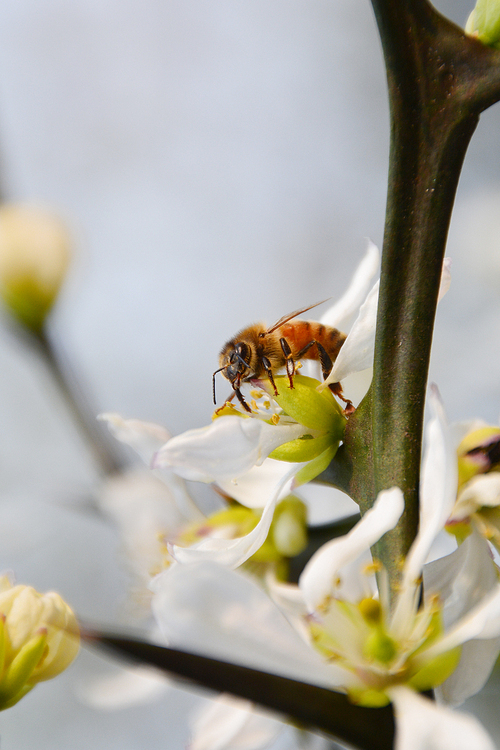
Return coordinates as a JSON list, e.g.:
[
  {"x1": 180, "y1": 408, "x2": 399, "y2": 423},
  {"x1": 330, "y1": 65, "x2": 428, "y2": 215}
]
[
  {"x1": 466, "y1": 0, "x2": 500, "y2": 48},
  {"x1": 0, "y1": 577, "x2": 79, "y2": 709},
  {"x1": 271, "y1": 497, "x2": 308, "y2": 557},
  {"x1": 0, "y1": 203, "x2": 71, "y2": 333}
]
